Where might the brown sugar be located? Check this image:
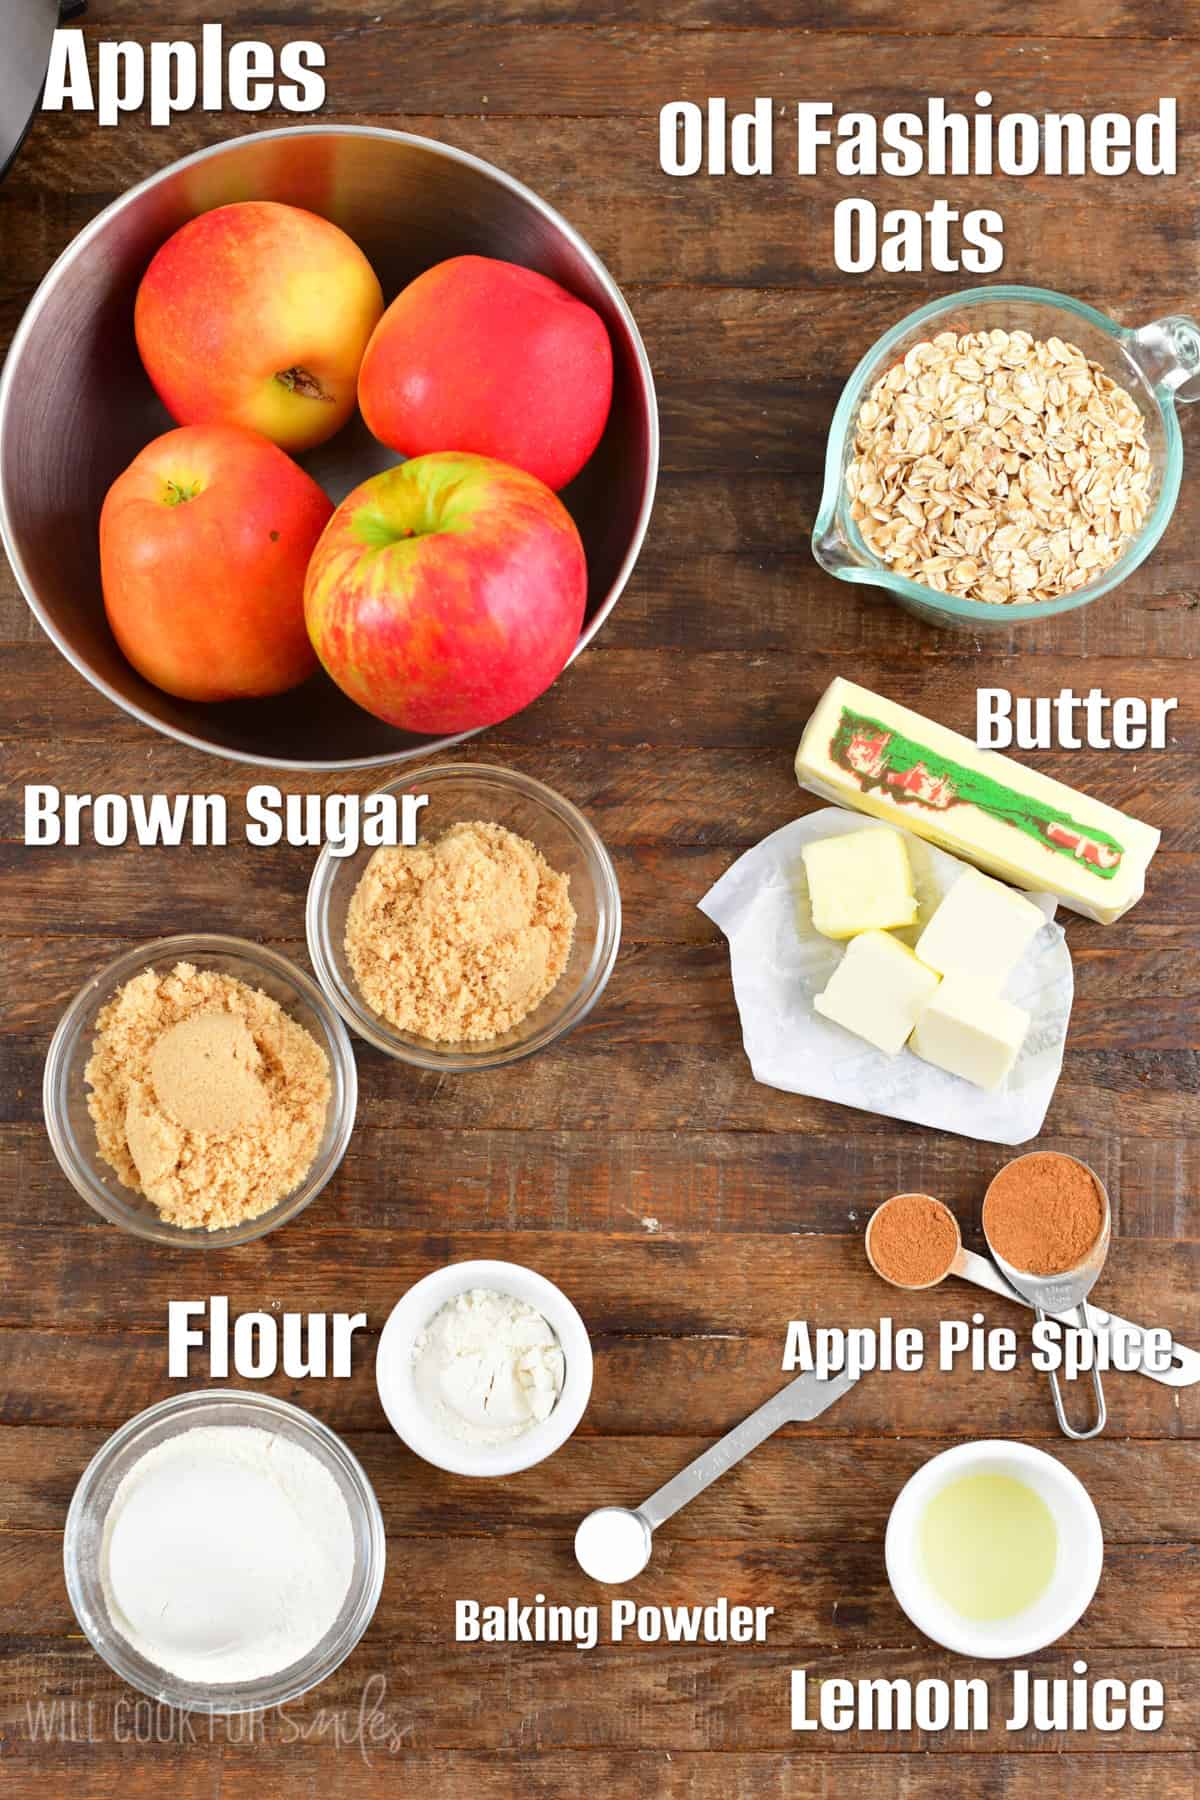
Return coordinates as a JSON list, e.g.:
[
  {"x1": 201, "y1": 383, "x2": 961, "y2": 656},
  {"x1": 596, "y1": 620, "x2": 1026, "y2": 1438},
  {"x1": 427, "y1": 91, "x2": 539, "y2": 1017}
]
[
  {"x1": 868, "y1": 1192, "x2": 960, "y2": 1288},
  {"x1": 86, "y1": 962, "x2": 330, "y2": 1231},
  {"x1": 344, "y1": 820, "x2": 575, "y2": 1044},
  {"x1": 983, "y1": 1152, "x2": 1105, "y2": 1276}
]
